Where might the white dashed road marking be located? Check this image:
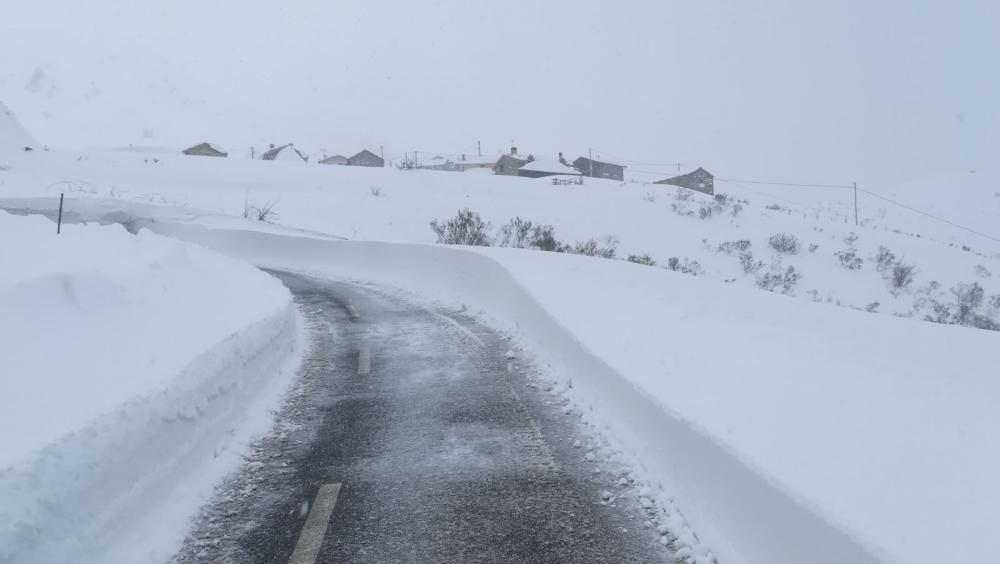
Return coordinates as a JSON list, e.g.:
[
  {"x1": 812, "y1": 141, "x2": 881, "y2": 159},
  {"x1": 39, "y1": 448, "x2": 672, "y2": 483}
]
[
  {"x1": 358, "y1": 346, "x2": 371, "y2": 375},
  {"x1": 288, "y1": 483, "x2": 342, "y2": 564}
]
